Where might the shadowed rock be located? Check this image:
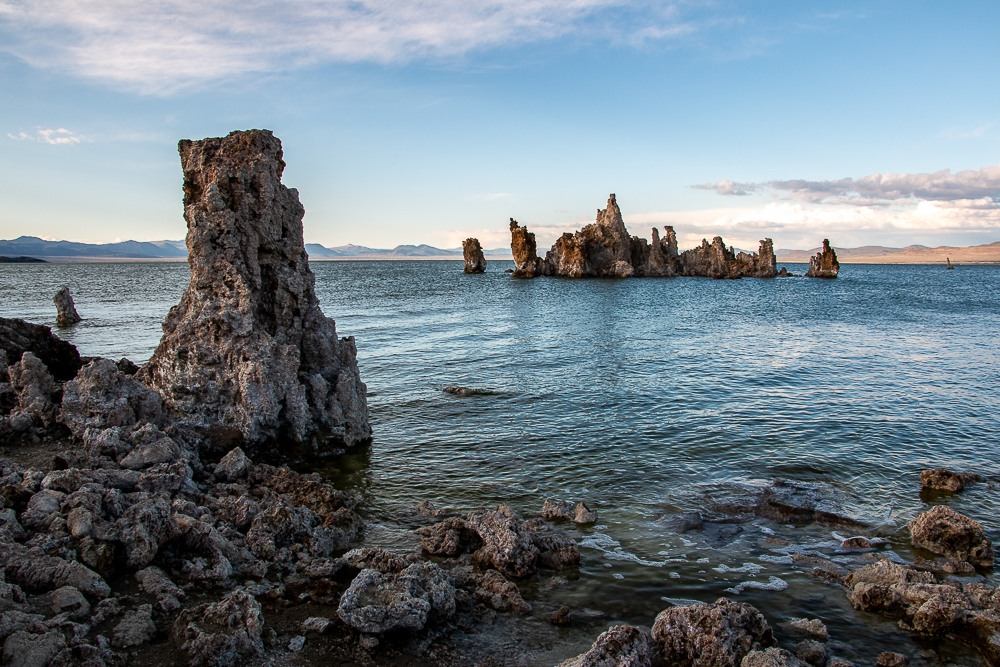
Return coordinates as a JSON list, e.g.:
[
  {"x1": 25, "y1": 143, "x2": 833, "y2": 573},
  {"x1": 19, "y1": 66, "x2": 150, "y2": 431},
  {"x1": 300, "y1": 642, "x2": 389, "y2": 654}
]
[
  {"x1": 510, "y1": 194, "x2": 778, "y2": 280},
  {"x1": 920, "y1": 469, "x2": 984, "y2": 493},
  {"x1": 0, "y1": 317, "x2": 82, "y2": 381},
  {"x1": 138, "y1": 130, "x2": 370, "y2": 457},
  {"x1": 805, "y1": 239, "x2": 840, "y2": 278},
  {"x1": 651, "y1": 598, "x2": 776, "y2": 667},
  {"x1": 909, "y1": 505, "x2": 994, "y2": 567},
  {"x1": 558, "y1": 624, "x2": 652, "y2": 667},
  {"x1": 53, "y1": 286, "x2": 82, "y2": 326},
  {"x1": 463, "y1": 238, "x2": 487, "y2": 273}
]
